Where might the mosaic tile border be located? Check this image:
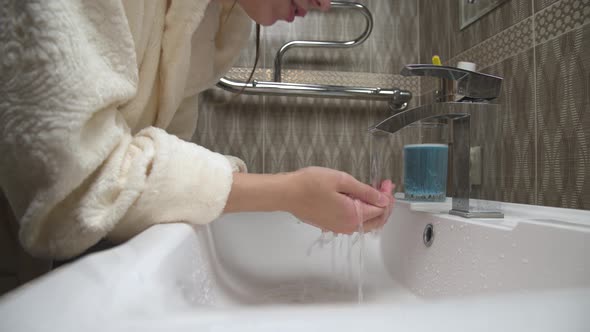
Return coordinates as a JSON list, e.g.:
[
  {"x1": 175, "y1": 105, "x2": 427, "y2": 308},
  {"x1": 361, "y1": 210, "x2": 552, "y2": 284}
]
[
  {"x1": 534, "y1": 0, "x2": 590, "y2": 45},
  {"x1": 448, "y1": 16, "x2": 533, "y2": 71}
]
